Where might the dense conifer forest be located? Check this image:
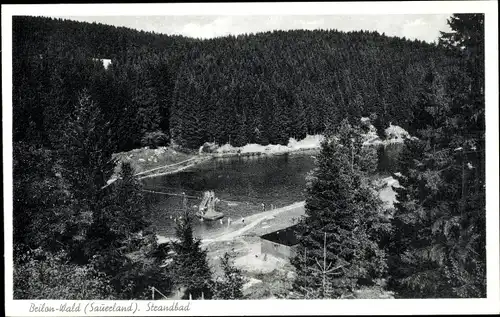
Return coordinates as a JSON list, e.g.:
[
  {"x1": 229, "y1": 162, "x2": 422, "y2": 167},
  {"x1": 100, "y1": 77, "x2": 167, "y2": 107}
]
[
  {"x1": 12, "y1": 14, "x2": 485, "y2": 299},
  {"x1": 14, "y1": 16, "x2": 462, "y2": 150}
]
